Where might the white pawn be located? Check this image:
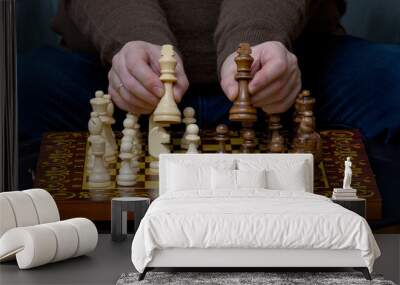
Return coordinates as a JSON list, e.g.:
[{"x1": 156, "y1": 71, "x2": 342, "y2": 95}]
[
  {"x1": 87, "y1": 112, "x2": 103, "y2": 171},
  {"x1": 182, "y1": 107, "x2": 196, "y2": 125},
  {"x1": 88, "y1": 137, "x2": 111, "y2": 188},
  {"x1": 185, "y1": 124, "x2": 200, "y2": 154},
  {"x1": 116, "y1": 137, "x2": 136, "y2": 186},
  {"x1": 122, "y1": 113, "x2": 140, "y2": 171},
  {"x1": 104, "y1": 94, "x2": 117, "y2": 141},
  {"x1": 181, "y1": 107, "x2": 196, "y2": 149}
]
